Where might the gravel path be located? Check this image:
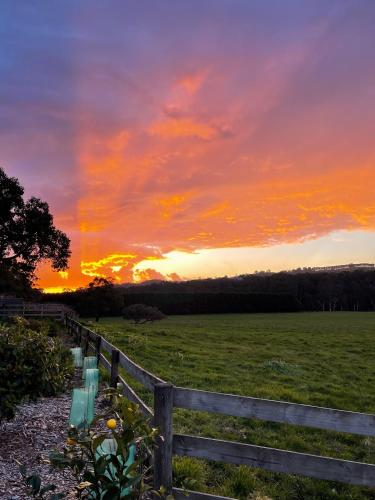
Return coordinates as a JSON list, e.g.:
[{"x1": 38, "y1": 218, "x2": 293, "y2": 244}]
[{"x1": 0, "y1": 393, "x2": 77, "y2": 499}]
